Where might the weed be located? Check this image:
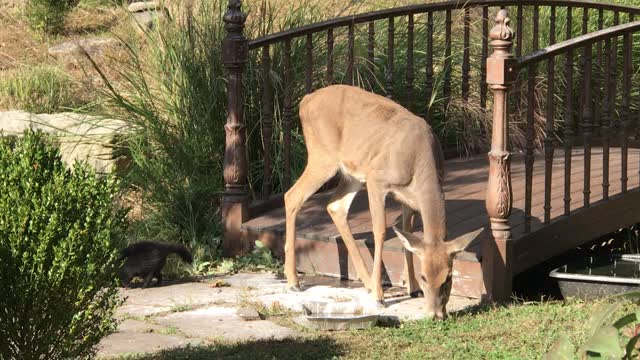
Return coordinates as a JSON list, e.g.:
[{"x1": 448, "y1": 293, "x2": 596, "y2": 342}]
[
  {"x1": 157, "y1": 326, "x2": 180, "y2": 336},
  {"x1": 169, "y1": 303, "x2": 195, "y2": 313},
  {"x1": 0, "y1": 64, "x2": 92, "y2": 113},
  {"x1": 25, "y1": 0, "x2": 80, "y2": 35}
]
